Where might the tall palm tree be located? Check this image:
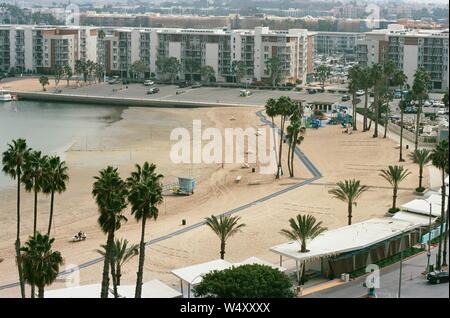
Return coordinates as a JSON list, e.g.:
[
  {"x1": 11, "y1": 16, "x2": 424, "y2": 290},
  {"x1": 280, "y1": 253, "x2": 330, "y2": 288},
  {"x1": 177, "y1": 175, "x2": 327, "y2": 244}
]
[
  {"x1": 265, "y1": 98, "x2": 277, "y2": 128},
  {"x1": 2, "y1": 138, "x2": 31, "y2": 298},
  {"x1": 379, "y1": 165, "x2": 411, "y2": 212},
  {"x1": 328, "y1": 179, "x2": 368, "y2": 225},
  {"x1": 22, "y1": 150, "x2": 48, "y2": 238},
  {"x1": 360, "y1": 66, "x2": 373, "y2": 132},
  {"x1": 20, "y1": 232, "x2": 63, "y2": 298},
  {"x1": 126, "y1": 162, "x2": 164, "y2": 298},
  {"x1": 408, "y1": 149, "x2": 431, "y2": 192},
  {"x1": 274, "y1": 96, "x2": 295, "y2": 179},
  {"x1": 430, "y1": 140, "x2": 449, "y2": 269},
  {"x1": 280, "y1": 214, "x2": 326, "y2": 285},
  {"x1": 205, "y1": 215, "x2": 246, "y2": 260},
  {"x1": 347, "y1": 65, "x2": 362, "y2": 131},
  {"x1": 42, "y1": 156, "x2": 69, "y2": 236},
  {"x1": 398, "y1": 89, "x2": 412, "y2": 162},
  {"x1": 92, "y1": 166, "x2": 128, "y2": 298},
  {"x1": 286, "y1": 103, "x2": 305, "y2": 178},
  {"x1": 96, "y1": 238, "x2": 138, "y2": 286},
  {"x1": 412, "y1": 67, "x2": 431, "y2": 151},
  {"x1": 370, "y1": 64, "x2": 384, "y2": 138}
]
